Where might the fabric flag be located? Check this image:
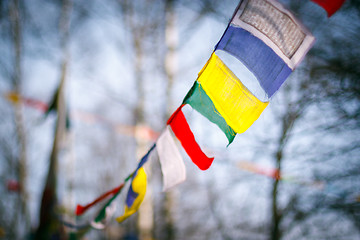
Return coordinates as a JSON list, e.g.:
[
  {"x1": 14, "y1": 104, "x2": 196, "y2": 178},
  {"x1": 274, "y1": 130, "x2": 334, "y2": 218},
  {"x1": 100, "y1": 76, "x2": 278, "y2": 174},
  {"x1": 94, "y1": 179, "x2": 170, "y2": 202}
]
[
  {"x1": 237, "y1": 161, "x2": 280, "y2": 180},
  {"x1": 156, "y1": 126, "x2": 186, "y2": 191},
  {"x1": 183, "y1": 81, "x2": 236, "y2": 144},
  {"x1": 4, "y1": 91, "x2": 48, "y2": 112},
  {"x1": 93, "y1": 173, "x2": 133, "y2": 225},
  {"x1": 125, "y1": 143, "x2": 155, "y2": 208},
  {"x1": 216, "y1": 0, "x2": 315, "y2": 97},
  {"x1": 116, "y1": 167, "x2": 147, "y2": 223},
  {"x1": 167, "y1": 106, "x2": 214, "y2": 170},
  {"x1": 311, "y1": 0, "x2": 346, "y2": 17},
  {"x1": 75, "y1": 183, "x2": 124, "y2": 216},
  {"x1": 198, "y1": 53, "x2": 269, "y2": 134}
]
